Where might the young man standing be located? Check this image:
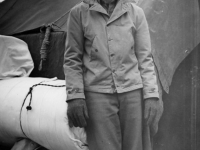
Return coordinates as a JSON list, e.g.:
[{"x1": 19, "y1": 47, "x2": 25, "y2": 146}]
[{"x1": 64, "y1": 0, "x2": 163, "y2": 150}]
